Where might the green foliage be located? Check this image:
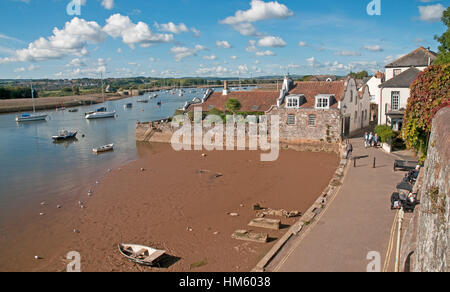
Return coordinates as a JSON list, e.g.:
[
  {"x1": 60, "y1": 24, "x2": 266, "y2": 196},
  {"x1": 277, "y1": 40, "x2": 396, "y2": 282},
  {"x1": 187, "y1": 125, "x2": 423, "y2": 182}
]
[
  {"x1": 375, "y1": 125, "x2": 396, "y2": 143},
  {"x1": 225, "y1": 98, "x2": 241, "y2": 113},
  {"x1": 349, "y1": 70, "x2": 369, "y2": 79},
  {"x1": 0, "y1": 87, "x2": 37, "y2": 99},
  {"x1": 403, "y1": 64, "x2": 450, "y2": 161},
  {"x1": 435, "y1": 7, "x2": 450, "y2": 65}
]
